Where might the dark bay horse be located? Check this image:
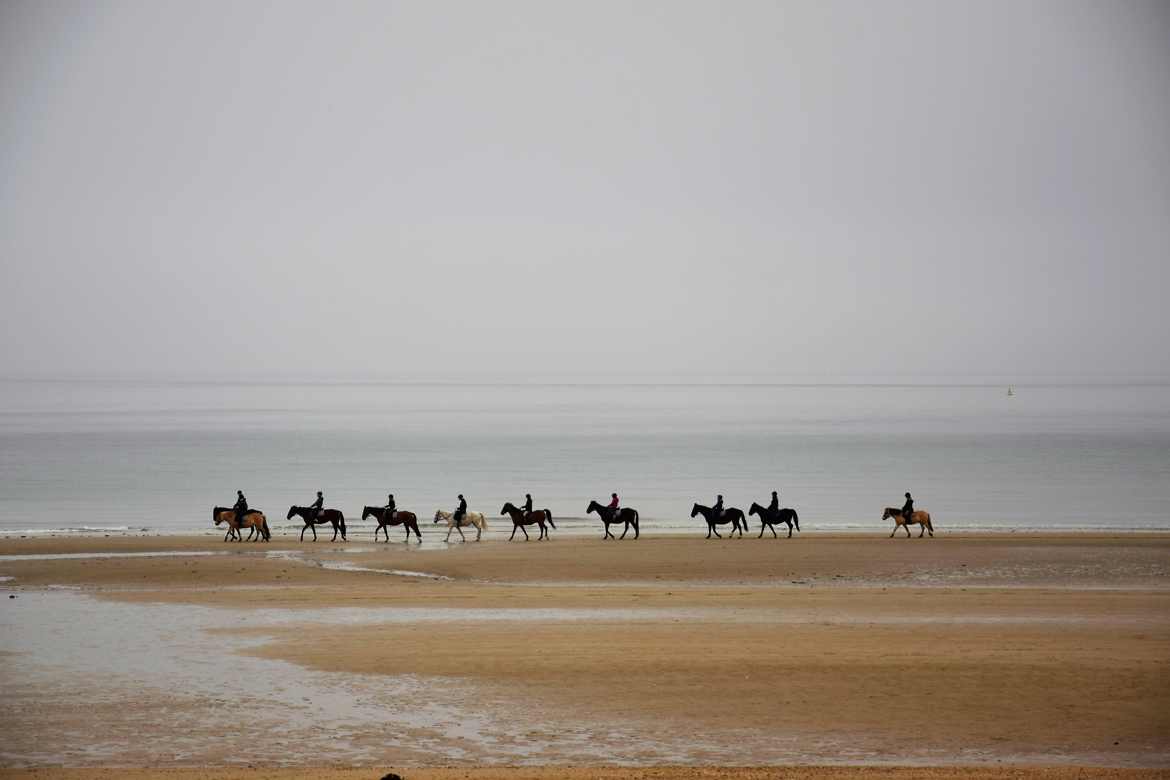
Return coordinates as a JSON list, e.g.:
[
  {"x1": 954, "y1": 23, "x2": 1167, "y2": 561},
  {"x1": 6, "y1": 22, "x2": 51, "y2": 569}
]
[
  {"x1": 691, "y1": 503, "x2": 748, "y2": 539},
  {"x1": 501, "y1": 502, "x2": 555, "y2": 541},
  {"x1": 362, "y1": 506, "x2": 421, "y2": 543},
  {"x1": 212, "y1": 507, "x2": 270, "y2": 542},
  {"x1": 586, "y1": 500, "x2": 640, "y2": 539},
  {"x1": 748, "y1": 502, "x2": 800, "y2": 539},
  {"x1": 288, "y1": 505, "x2": 347, "y2": 542},
  {"x1": 883, "y1": 507, "x2": 935, "y2": 538}
]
